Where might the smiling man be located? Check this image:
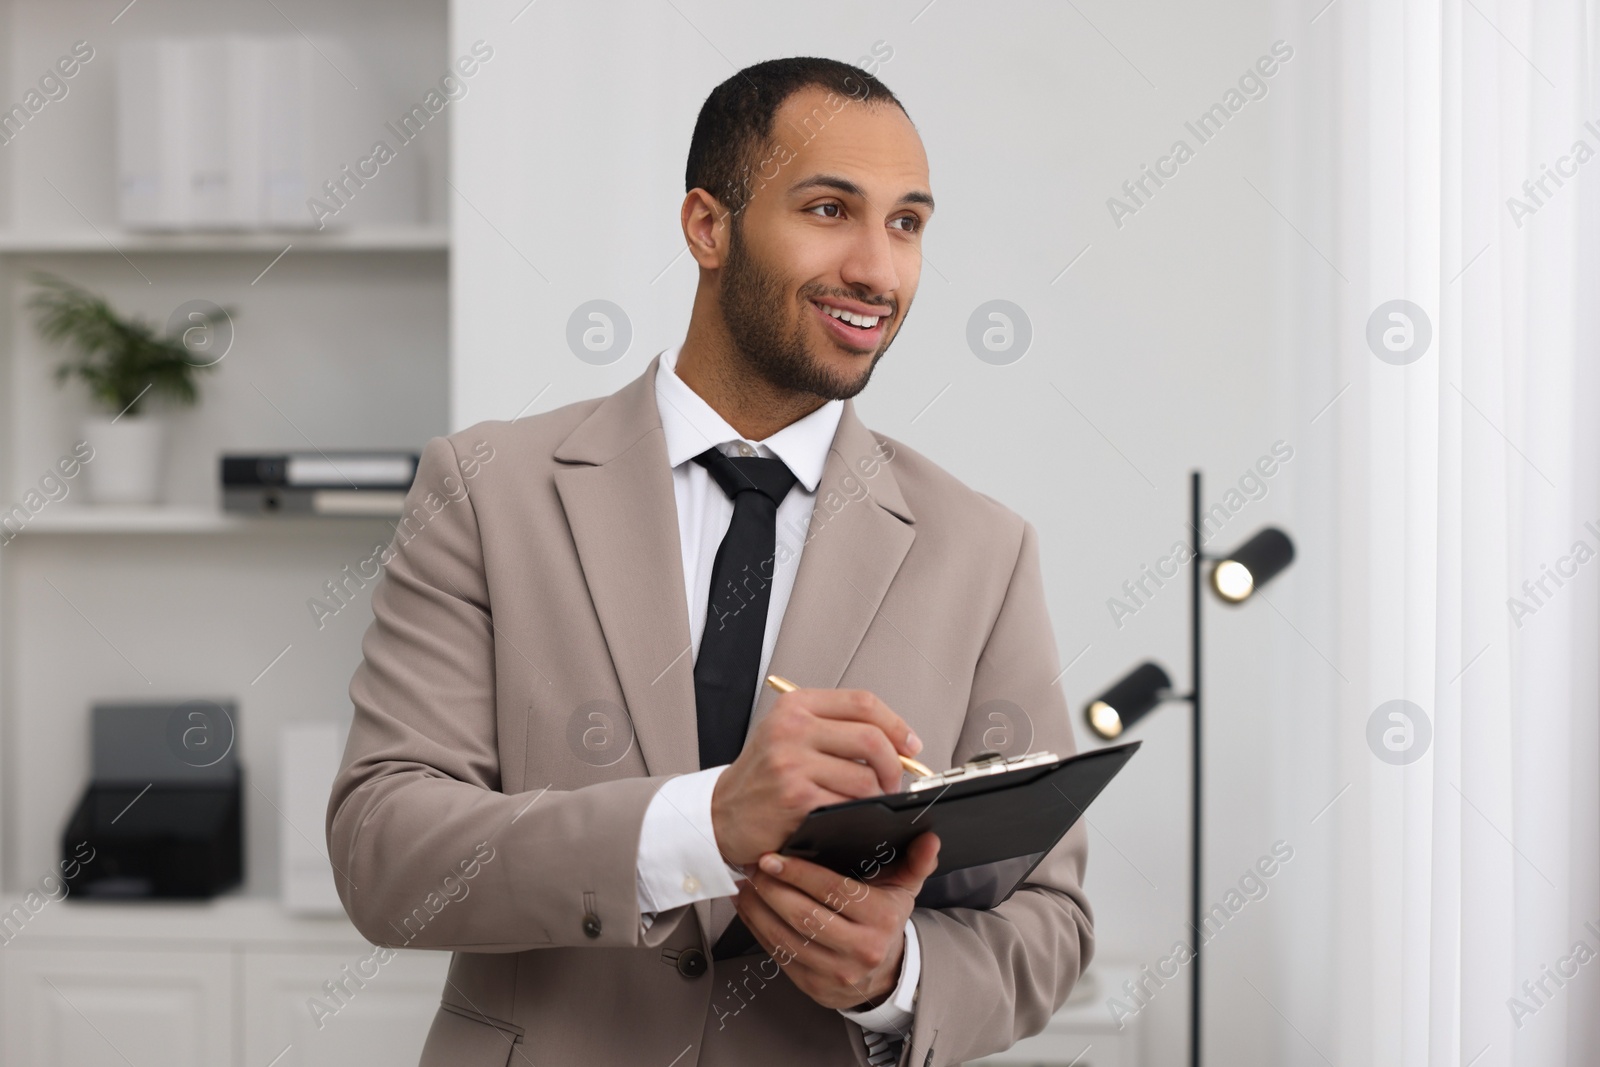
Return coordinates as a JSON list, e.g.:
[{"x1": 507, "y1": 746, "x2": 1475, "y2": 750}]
[{"x1": 329, "y1": 57, "x2": 1092, "y2": 1067}]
